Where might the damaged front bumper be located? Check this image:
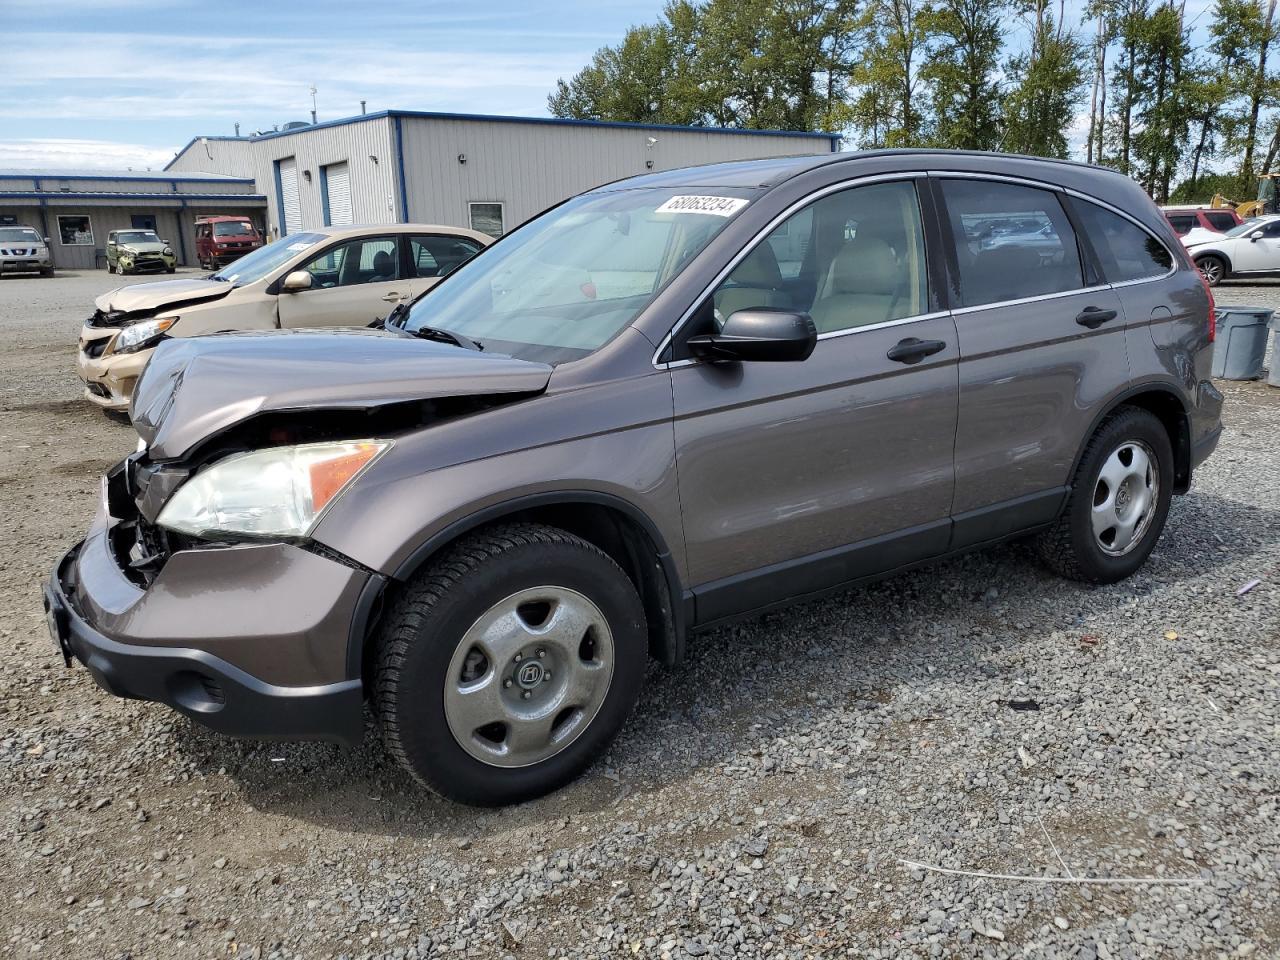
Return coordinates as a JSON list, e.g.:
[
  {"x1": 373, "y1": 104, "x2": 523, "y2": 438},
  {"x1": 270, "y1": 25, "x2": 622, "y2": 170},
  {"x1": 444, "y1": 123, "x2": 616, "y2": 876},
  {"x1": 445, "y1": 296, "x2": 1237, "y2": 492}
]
[{"x1": 44, "y1": 467, "x2": 374, "y2": 745}]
